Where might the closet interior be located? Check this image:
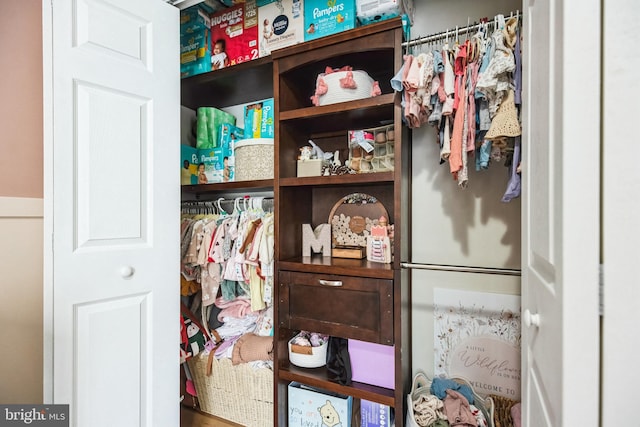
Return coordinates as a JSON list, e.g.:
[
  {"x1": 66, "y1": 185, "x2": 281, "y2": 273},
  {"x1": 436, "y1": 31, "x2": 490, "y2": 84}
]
[{"x1": 178, "y1": 1, "x2": 523, "y2": 426}]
